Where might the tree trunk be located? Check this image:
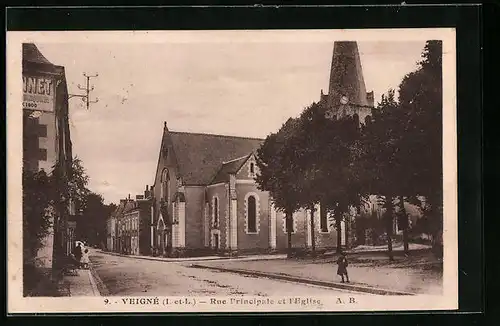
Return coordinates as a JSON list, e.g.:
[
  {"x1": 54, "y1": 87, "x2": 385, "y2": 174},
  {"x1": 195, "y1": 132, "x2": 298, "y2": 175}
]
[
  {"x1": 345, "y1": 211, "x2": 350, "y2": 249},
  {"x1": 286, "y1": 211, "x2": 293, "y2": 258},
  {"x1": 387, "y1": 233, "x2": 394, "y2": 261},
  {"x1": 399, "y1": 195, "x2": 410, "y2": 256},
  {"x1": 310, "y1": 204, "x2": 316, "y2": 255},
  {"x1": 385, "y1": 195, "x2": 394, "y2": 261},
  {"x1": 335, "y1": 213, "x2": 342, "y2": 253},
  {"x1": 428, "y1": 193, "x2": 443, "y2": 258}
]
